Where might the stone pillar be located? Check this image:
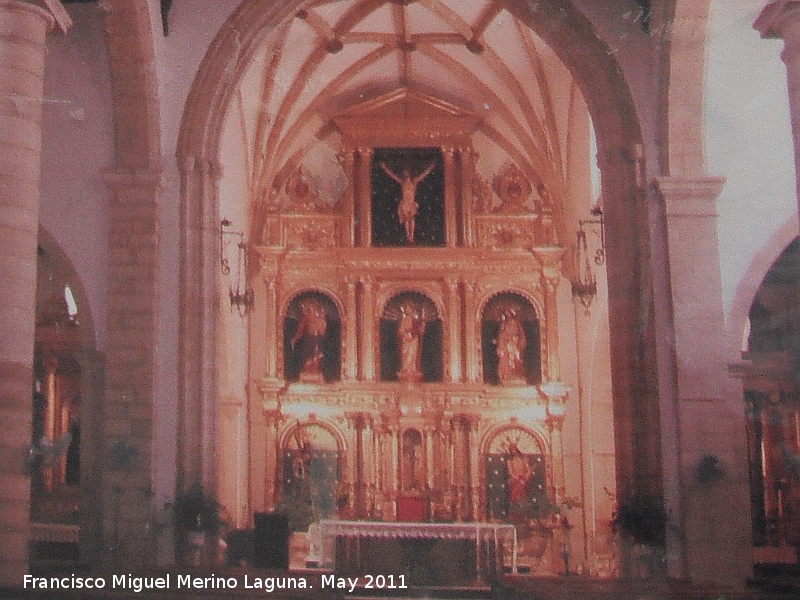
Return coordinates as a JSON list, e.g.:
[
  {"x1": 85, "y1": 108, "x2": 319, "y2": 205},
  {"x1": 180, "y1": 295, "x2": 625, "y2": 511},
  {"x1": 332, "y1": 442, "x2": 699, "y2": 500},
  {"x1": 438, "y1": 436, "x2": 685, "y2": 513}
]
[
  {"x1": 756, "y1": 2, "x2": 800, "y2": 226},
  {"x1": 357, "y1": 147, "x2": 373, "y2": 247},
  {"x1": 344, "y1": 278, "x2": 357, "y2": 381},
  {"x1": 0, "y1": 1, "x2": 55, "y2": 584},
  {"x1": 442, "y1": 145, "x2": 457, "y2": 247},
  {"x1": 359, "y1": 276, "x2": 375, "y2": 381},
  {"x1": 104, "y1": 166, "x2": 162, "y2": 570},
  {"x1": 445, "y1": 277, "x2": 462, "y2": 382},
  {"x1": 459, "y1": 146, "x2": 475, "y2": 246},
  {"x1": 340, "y1": 148, "x2": 356, "y2": 246},
  {"x1": 655, "y1": 176, "x2": 752, "y2": 584}
]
